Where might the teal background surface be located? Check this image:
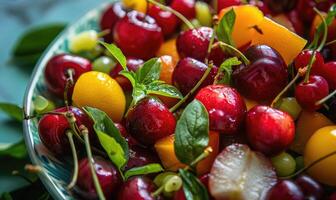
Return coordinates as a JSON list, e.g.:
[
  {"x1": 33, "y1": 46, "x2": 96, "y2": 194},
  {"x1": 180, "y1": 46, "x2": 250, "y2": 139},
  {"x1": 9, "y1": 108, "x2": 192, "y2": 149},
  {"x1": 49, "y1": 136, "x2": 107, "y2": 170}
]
[{"x1": 0, "y1": 0, "x2": 105, "y2": 194}]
